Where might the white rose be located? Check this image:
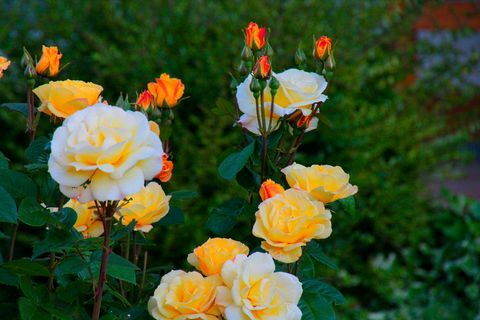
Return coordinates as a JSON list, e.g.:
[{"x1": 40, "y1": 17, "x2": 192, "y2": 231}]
[
  {"x1": 48, "y1": 104, "x2": 164, "y2": 202},
  {"x1": 216, "y1": 252, "x2": 303, "y2": 320},
  {"x1": 236, "y1": 68, "x2": 327, "y2": 134}
]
